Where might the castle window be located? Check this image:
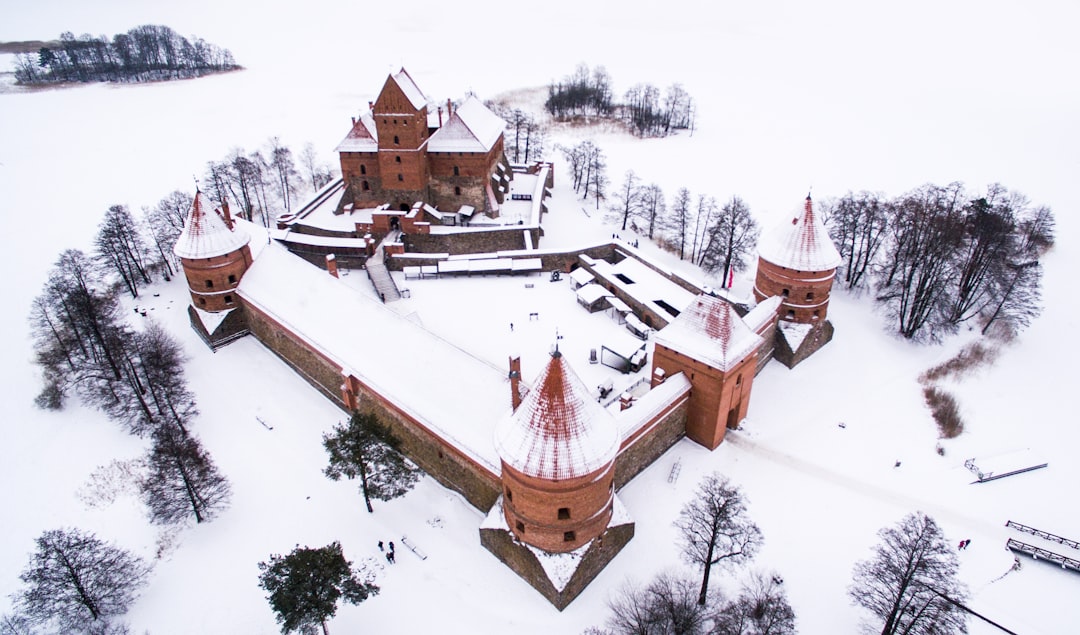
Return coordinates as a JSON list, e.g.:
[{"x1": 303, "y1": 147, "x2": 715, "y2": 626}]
[
  {"x1": 806, "y1": 292, "x2": 814, "y2": 301},
  {"x1": 393, "y1": 119, "x2": 397, "y2": 124},
  {"x1": 205, "y1": 280, "x2": 214, "y2": 289},
  {"x1": 786, "y1": 310, "x2": 795, "y2": 319},
  {"x1": 558, "y1": 507, "x2": 570, "y2": 520},
  {"x1": 395, "y1": 156, "x2": 401, "y2": 163},
  {"x1": 813, "y1": 310, "x2": 821, "y2": 320},
  {"x1": 228, "y1": 274, "x2": 237, "y2": 284},
  {"x1": 782, "y1": 288, "x2": 790, "y2": 297},
  {"x1": 393, "y1": 135, "x2": 399, "y2": 145},
  {"x1": 224, "y1": 295, "x2": 233, "y2": 304},
  {"x1": 563, "y1": 531, "x2": 576, "y2": 542},
  {"x1": 453, "y1": 165, "x2": 460, "y2": 176},
  {"x1": 397, "y1": 174, "x2": 404, "y2": 182},
  {"x1": 455, "y1": 186, "x2": 461, "y2": 196},
  {"x1": 505, "y1": 488, "x2": 512, "y2": 502},
  {"x1": 360, "y1": 164, "x2": 366, "y2": 175},
  {"x1": 198, "y1": 297, "x2": 206, "y2": 306},
  {"x1": 362, "y1": 181, "x2": 369, "y2": 191},
  {"x1": 736, "y1": 374, "x2": 742, "y2": 386},
  {"x1": 516, "y1": 521, "x2": 525, "y2": 533}
]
